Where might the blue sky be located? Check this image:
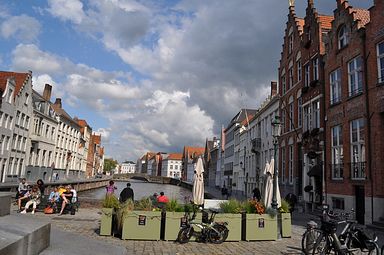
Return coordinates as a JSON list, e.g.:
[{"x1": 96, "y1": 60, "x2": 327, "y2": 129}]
[{"x1": 0, "y1": 0, "x2": 372, "y2": 162}]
